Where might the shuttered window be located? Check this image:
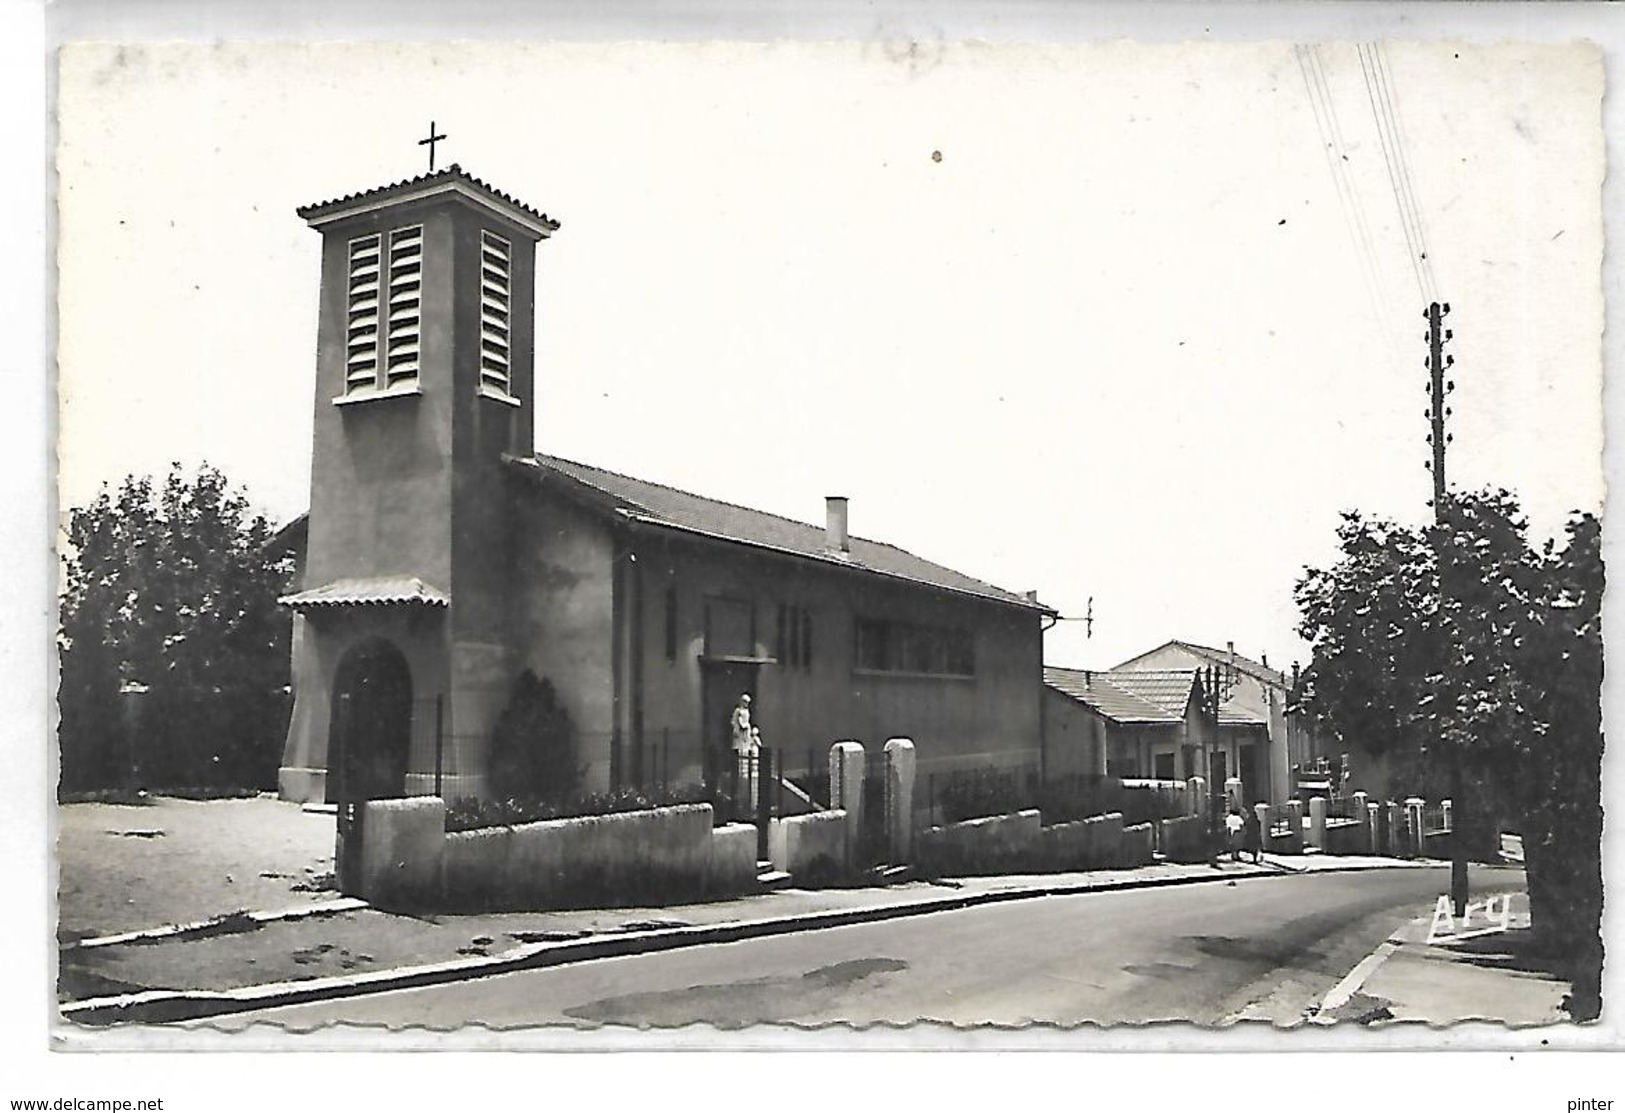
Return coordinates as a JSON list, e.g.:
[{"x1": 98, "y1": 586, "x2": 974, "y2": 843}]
[
  {"x1": 345, "y1": 234, "x2": 382, "y2": 391},
  {"x1": 344, "y1": 225, "x2": 422, "y2": 394},
  {"x1": 479, "y1": 230, "x2": 512, "y2": 396},
  {"x1": 384, "y1": 225, "x2": 422, "y2": 387}
]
